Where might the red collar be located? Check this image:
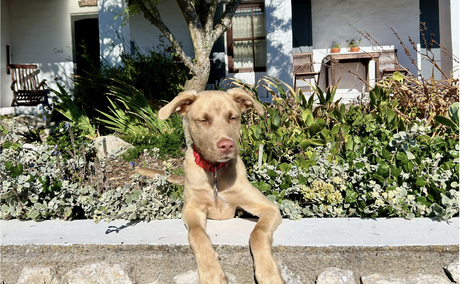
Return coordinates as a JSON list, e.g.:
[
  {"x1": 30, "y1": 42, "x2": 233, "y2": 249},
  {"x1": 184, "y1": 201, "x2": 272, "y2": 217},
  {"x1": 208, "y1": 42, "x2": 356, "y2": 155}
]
[{"x1": 192, "y1": 145, "x2": 228, "y2": 172}]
